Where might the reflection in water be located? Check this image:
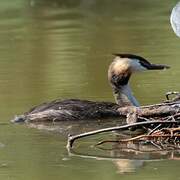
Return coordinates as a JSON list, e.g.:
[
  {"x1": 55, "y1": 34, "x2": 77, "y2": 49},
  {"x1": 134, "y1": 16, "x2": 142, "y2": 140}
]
[
  {"x1": 29, "y1": 0, "x2": 96, "y2": 8},
  {"x1": 68, "y1": 144, "x2": 180, "y2": 174},
  {"x1": 27, "y1": 119, "x2": 180, "y2": 174},
  {"x1": 26, "y1": 118, "x2": 126, "y2": 135},
  {"x1": 114, "y1": 160, "x2": 144, "y2": 174},
  {"x1": 67, "y1": 135, "x2": 180, "y2": 173},
  {"x1": 68, "y1": 148, "x2": 145, "y2": 174}
]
